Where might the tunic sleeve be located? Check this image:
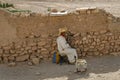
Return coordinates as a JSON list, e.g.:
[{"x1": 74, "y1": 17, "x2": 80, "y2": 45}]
[{"x1": 59, "y1": 36, "x2": 70, "y2": 49}]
